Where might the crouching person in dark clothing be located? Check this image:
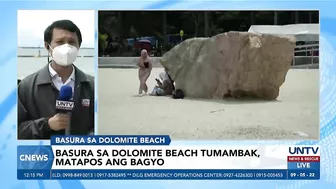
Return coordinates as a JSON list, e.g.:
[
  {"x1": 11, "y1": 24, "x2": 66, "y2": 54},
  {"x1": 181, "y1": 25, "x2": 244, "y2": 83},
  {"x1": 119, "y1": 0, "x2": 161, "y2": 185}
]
[{"x1": 150, "y1": 71, "x2": 175, "y2": 96}]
